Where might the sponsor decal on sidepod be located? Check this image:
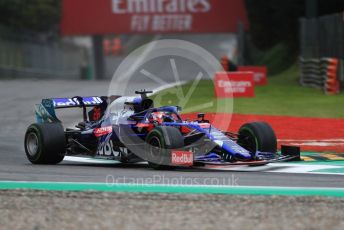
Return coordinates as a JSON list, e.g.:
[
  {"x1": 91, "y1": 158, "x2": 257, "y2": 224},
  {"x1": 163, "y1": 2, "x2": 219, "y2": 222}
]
[
  {"x1": 94, "y1": 126, "x2": 113, "y2": 137},
  {"x1": 171, "y1": 151, "x2": 193, "y2": 166}
]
